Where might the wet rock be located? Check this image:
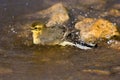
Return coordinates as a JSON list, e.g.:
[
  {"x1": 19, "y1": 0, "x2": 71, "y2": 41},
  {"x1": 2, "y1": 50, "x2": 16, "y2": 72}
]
[
  {"x1": 82, "y1": 69, "x2": 111, "y2": 75},
  {"x1": 101, "y1": 9, "x2": 120, "y2": 17},
  {"x1": 108, "y1": 9, "x2": 120, "y2": 17},
  {"x1": 107, "y1": 40, "x2": 120, "y2": 50},
  {"x1": 75, "y1": 18, "x2": 120, "y2": 44},
  {"x1": 100, "y1": 8, "x2": 120, "y2": 17},
  {"x1": 39, "y1": 3, "x2": 69, "y2": 27}
]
